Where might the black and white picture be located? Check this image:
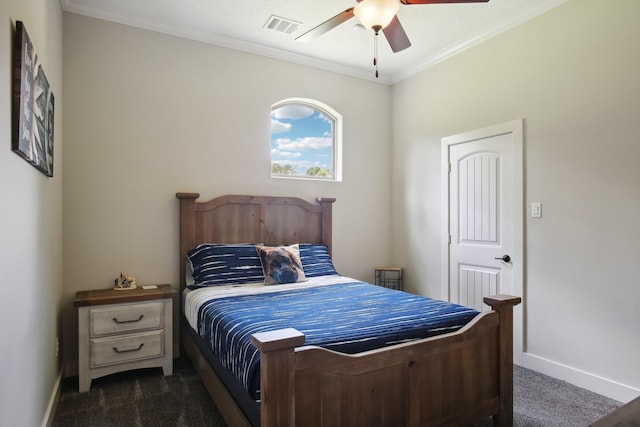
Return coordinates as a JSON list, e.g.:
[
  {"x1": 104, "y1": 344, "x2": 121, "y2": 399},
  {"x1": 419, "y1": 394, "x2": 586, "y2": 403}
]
[{"x1": 12, "y1": 20, "x2": 54, "y2": 177}]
